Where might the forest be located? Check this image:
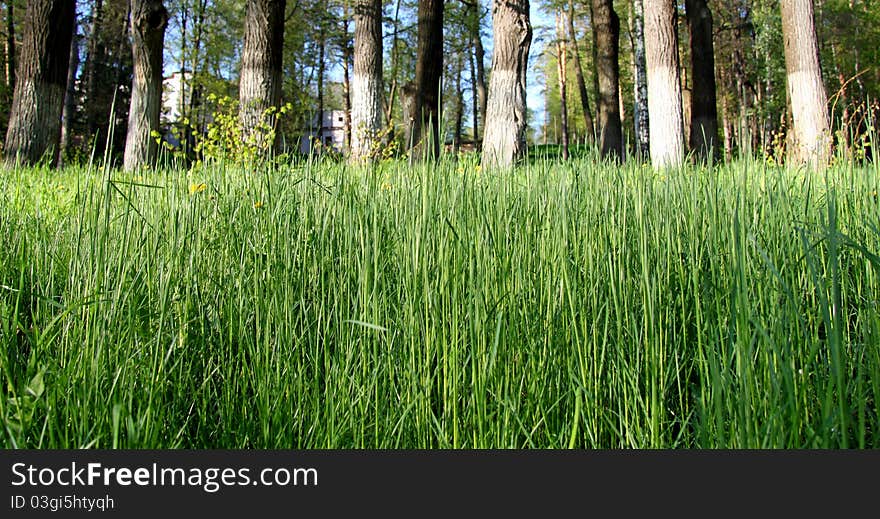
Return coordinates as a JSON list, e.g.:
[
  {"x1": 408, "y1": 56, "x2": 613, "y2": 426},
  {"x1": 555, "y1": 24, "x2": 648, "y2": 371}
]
[{"x1": 1, "y1": 0, "x2": 879, "y2": 449}]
